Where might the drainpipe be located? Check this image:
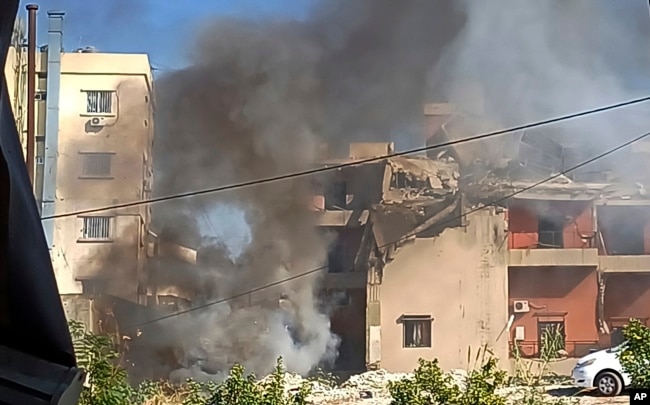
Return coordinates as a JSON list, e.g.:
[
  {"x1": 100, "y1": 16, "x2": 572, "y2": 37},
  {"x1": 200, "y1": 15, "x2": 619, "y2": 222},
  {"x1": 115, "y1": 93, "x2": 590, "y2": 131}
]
[
  {"x1": 25, "y1": 4, "x2": 38, "y2": 185},
  {"x1": 41, "y1": 11, "x2": 64, "y2": 249}
]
